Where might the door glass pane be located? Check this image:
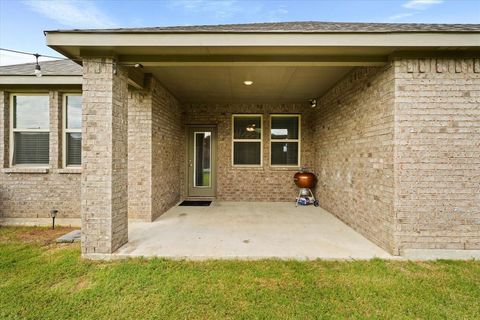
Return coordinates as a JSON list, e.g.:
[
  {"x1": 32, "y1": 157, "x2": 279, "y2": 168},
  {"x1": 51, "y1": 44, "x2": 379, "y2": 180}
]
[
  {"x1": 271, "y1": 116, "x2": 299, "y2": 139},
  {"x1": 233, "y1": 142, "x2": 261, "y2": 165},
  {"x1": 66, "y1": 95, "x2": 82, "y2": 129},
  {"x1": 233, "y1": 116, "x2": 261, "y2": 139},
  {"x1": 271, "y1": 142, "x2": 298, "y2": 166},
  {"x1": 14, "y1": 95, "x2": 49, "y2": 129},
  {"x1": 194, "y1": 132, "x2": 211, "y2": 187}
]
